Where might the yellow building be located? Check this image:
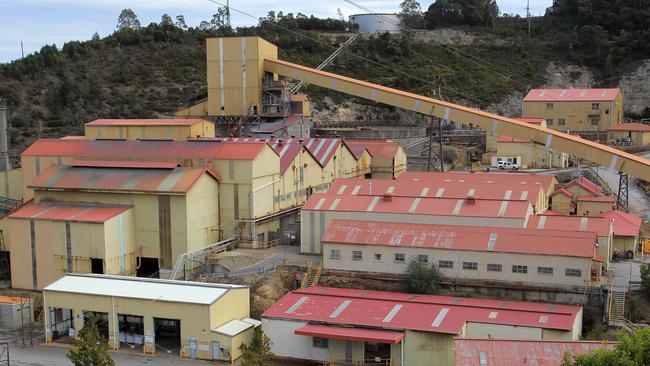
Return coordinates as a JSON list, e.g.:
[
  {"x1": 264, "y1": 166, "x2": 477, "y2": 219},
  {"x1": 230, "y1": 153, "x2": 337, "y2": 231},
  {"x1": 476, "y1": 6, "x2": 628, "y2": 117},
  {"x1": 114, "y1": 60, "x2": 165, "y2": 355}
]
[
  {"x1": 576, "y1": 195, "x2": 616, "y2": 216},
  {"x1": 522, "y1": 88, "x2": 623, "y2": 132},
  {"x1": 496, "y1": 135, "x2": 569, "y2": 169},
  {"x1": 0, "y1": 168, "x2": 23, "y2": 201},
  {"x1": 84, "y1": 119, "x2": 215, "y2": 141},
  {"x1": 344, "y1": 139, "x2": 407, "y2": 179},
  {"x1": 607, "y1": 123, "x2": 650, "y2": 146},
  {"x1": 486, "y1": 117, "x2": 546, "y2": 152},
  {"x1": 43, "y1": 274, "x2": 255, "y2": 363},
  {"x1": 598, "y1": 210, "x2": 642, "y2": 258}
]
